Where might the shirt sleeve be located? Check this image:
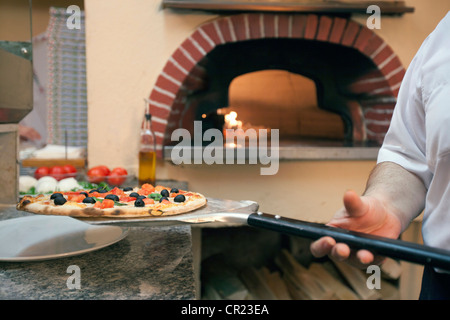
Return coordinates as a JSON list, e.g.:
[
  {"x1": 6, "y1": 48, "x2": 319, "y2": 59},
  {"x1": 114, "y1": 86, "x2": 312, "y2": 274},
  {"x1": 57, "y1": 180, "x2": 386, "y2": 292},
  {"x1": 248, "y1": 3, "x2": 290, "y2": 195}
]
[{"x1": 377, "y1": 37, "x2": 433, "y2": 188}]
